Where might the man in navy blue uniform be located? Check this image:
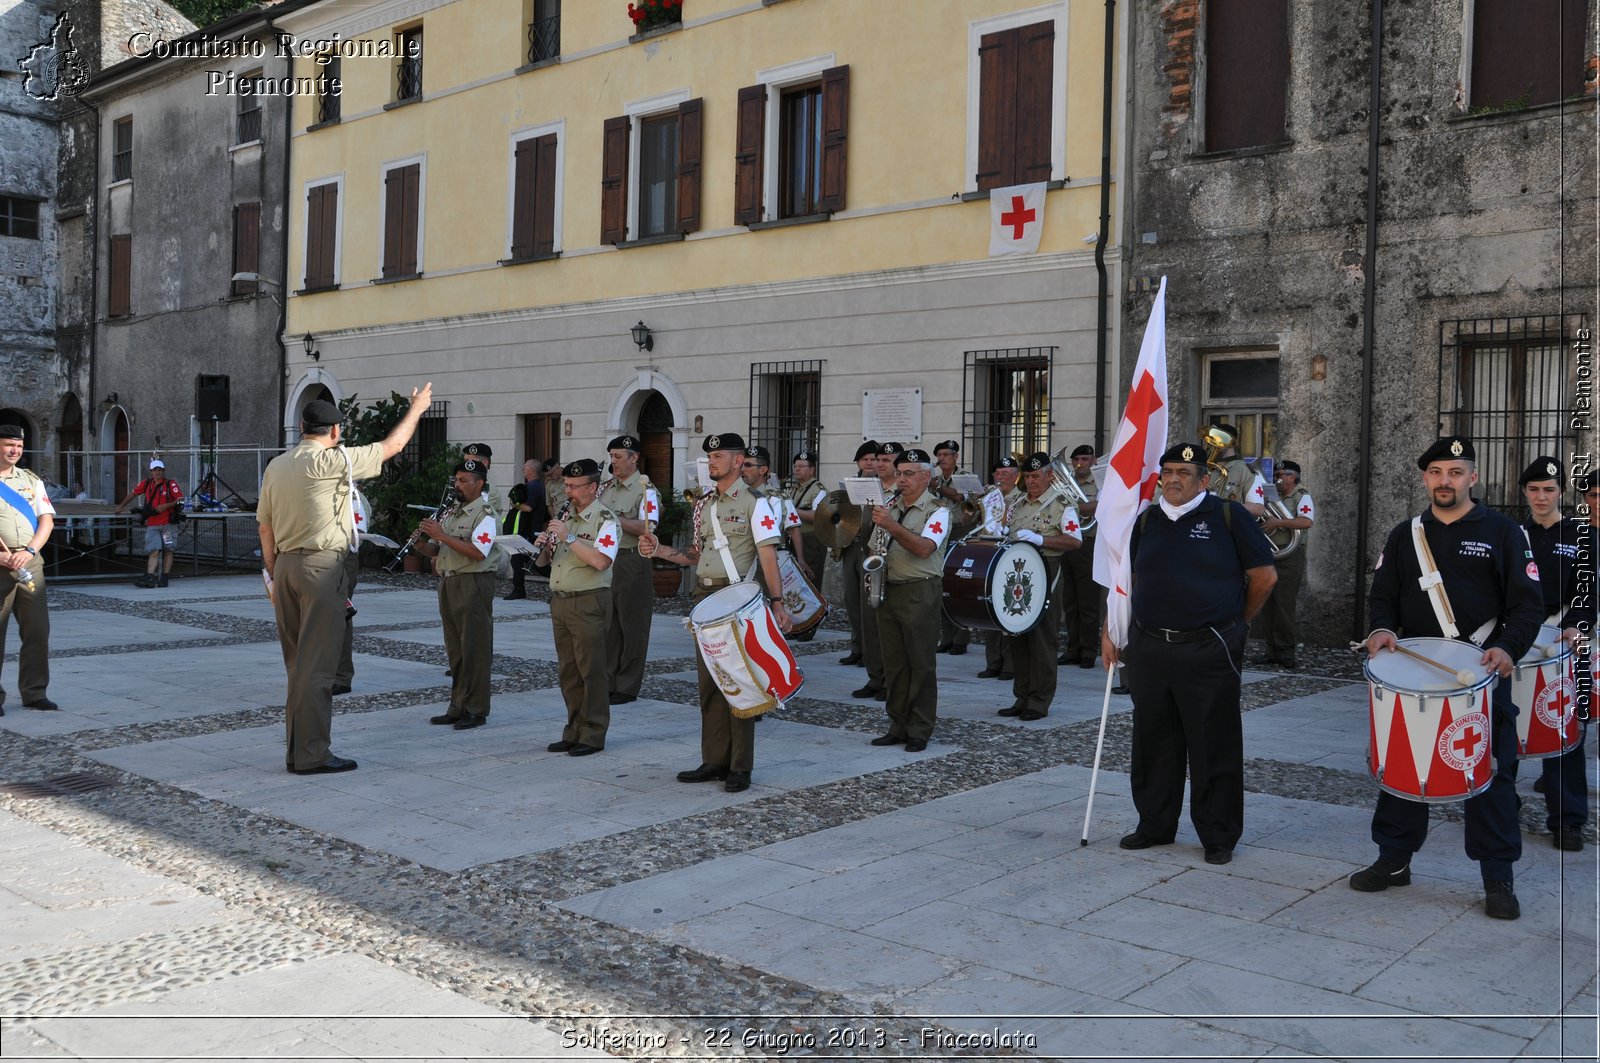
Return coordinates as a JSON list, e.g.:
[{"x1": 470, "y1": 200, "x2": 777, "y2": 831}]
[
  {"x1": 1352, "y1": 436, "x2": 1544, "y2": 919},
  {"x1": 1103, "y1": 442, "x2": 1277, "y2": 866},
  {"x1": 1520, "y1": 456, "x2": 1590, "y2": 852}
]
